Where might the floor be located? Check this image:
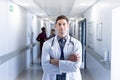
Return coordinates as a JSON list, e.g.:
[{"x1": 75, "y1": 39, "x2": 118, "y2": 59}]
[{"x1": 15, "y1": 59, "x2": 94, "y2": 80}]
